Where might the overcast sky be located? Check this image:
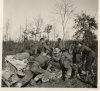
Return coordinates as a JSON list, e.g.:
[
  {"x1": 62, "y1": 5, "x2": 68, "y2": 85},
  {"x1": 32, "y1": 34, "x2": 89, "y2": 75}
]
[{"x1": 4, "y1": 0, "x2": 98, "y2": 41}]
